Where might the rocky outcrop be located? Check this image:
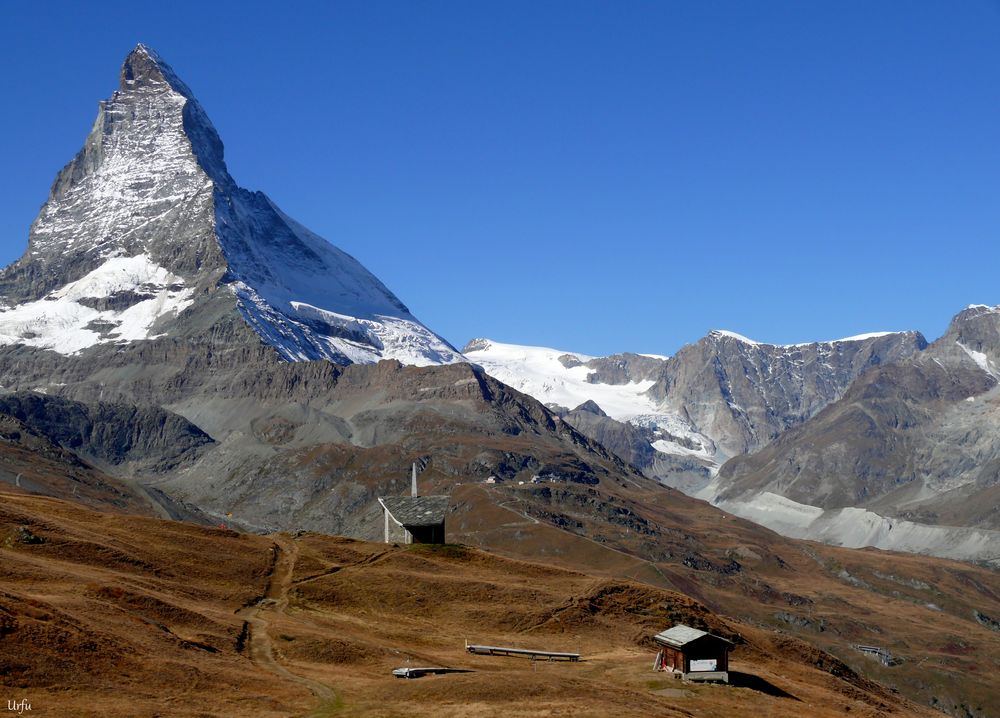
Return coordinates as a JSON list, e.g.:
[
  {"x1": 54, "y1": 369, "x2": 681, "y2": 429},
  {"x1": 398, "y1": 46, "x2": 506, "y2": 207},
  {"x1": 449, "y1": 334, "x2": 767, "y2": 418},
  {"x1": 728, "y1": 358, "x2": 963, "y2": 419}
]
[
  {"x1": 648, "y1": 330, "x2": 929, "y2": 461},
  {"x1": 562, "y1": 406, "x2": 656, "y2": 472},
  {"x1": 0, "y1": 393, "x2": 213, "y2": 474}
]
